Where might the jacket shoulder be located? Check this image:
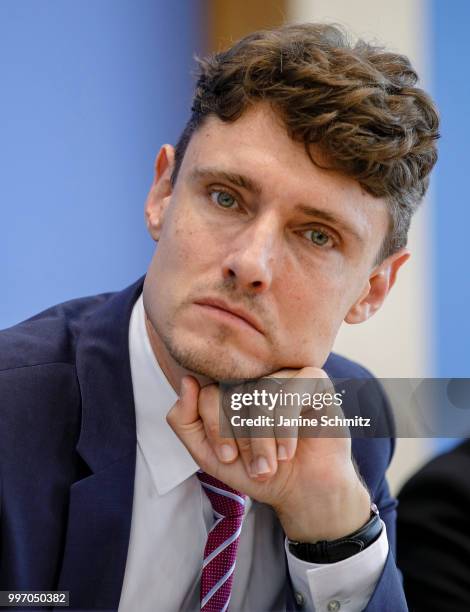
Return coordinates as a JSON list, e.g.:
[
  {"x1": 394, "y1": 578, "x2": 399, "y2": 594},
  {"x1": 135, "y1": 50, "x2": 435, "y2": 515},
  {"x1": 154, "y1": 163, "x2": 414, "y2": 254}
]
[
  {"x1": 324, "y1": 351, "x2": 377, "y2": 379},
  {"x1": 0, "y1": 290, "x2": 115, "y2": 371},
  {"x1": 0, "y1": 289, "x2": 119, "y2": 457}
]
